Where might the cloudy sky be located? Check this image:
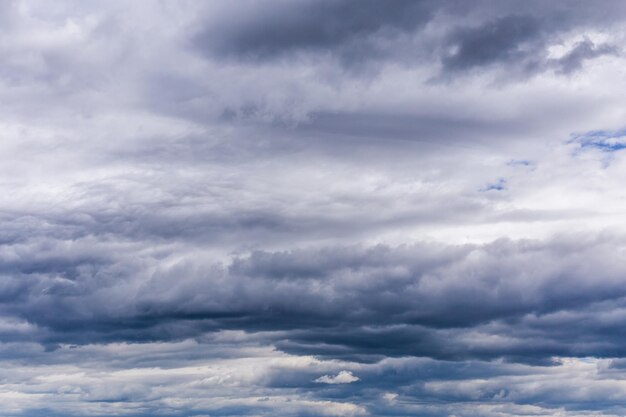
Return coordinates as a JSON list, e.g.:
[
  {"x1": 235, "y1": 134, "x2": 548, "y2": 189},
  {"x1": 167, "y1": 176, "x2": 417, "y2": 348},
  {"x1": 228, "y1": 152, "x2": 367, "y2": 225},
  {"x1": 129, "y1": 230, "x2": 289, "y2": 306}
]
[{"x1": 3, "y1": 0, "x2": 626, "y2": 416}]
